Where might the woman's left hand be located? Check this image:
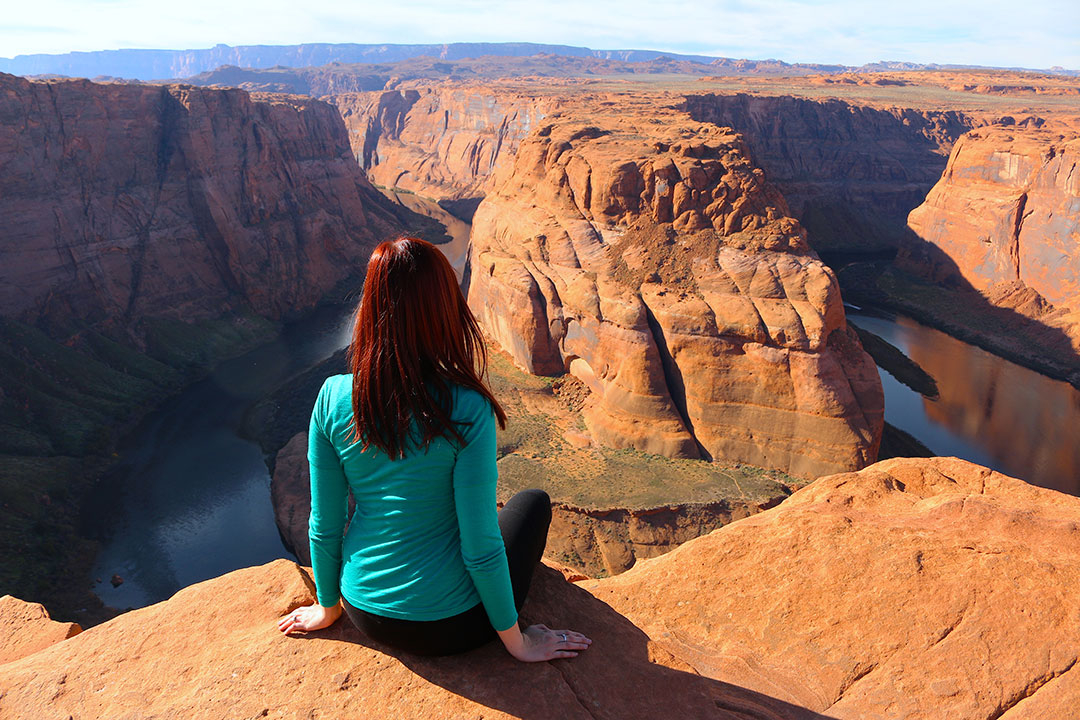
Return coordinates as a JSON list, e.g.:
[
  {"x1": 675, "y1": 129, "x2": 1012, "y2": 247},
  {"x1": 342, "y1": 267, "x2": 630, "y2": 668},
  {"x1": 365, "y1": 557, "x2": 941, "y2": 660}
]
[{"x1": 278, "y1": 602, "x2": 342, "y2": 635}]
